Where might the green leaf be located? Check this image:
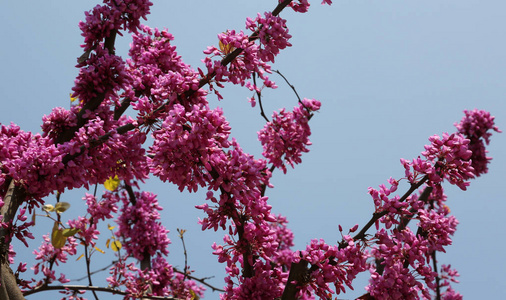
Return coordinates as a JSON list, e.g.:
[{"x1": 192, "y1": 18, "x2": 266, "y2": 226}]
[
  {"x1": 62, "y1": 228, "x2": 80, "y2": 237},
  {"x1": 51, "y1": 222, "x2": 67, "y2": 249},
  {"x1": 43, "y1": 204, "x2": 55, "y2": 212},
  {"x1": 55, "y1": 202, "x2": 71, "y2": 213}
]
